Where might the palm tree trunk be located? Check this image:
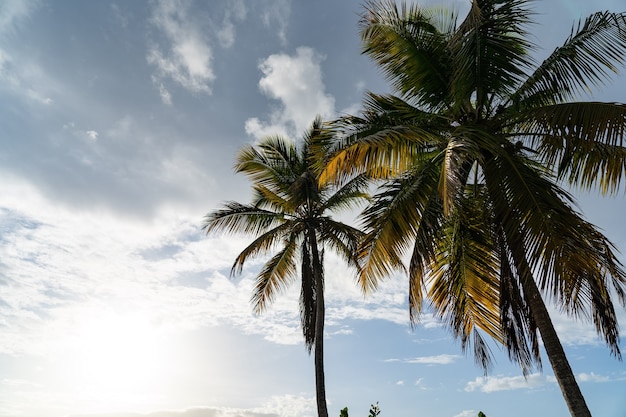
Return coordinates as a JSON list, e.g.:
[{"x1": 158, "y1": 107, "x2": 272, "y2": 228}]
[
  {"x1": 520, "y1": 271, "x2": 592, "y2": 417},
  {"x1": 308, "y1": 228, "x2": 329, "y2": 417},
  {"x1": 496, "y1": 193, "x2": 593, "y2": 417}
]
